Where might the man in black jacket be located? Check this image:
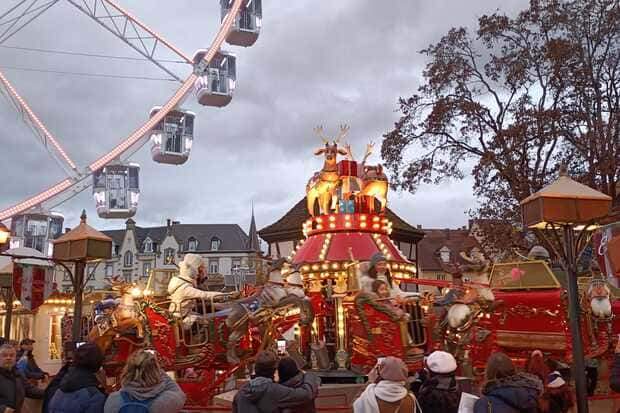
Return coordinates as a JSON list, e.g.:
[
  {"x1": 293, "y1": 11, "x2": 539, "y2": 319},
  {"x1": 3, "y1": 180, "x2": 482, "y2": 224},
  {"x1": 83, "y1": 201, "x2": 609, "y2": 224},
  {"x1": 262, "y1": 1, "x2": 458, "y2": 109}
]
[{"x1": 0, "y1": 343, "x2": 44, "y2": 413}]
